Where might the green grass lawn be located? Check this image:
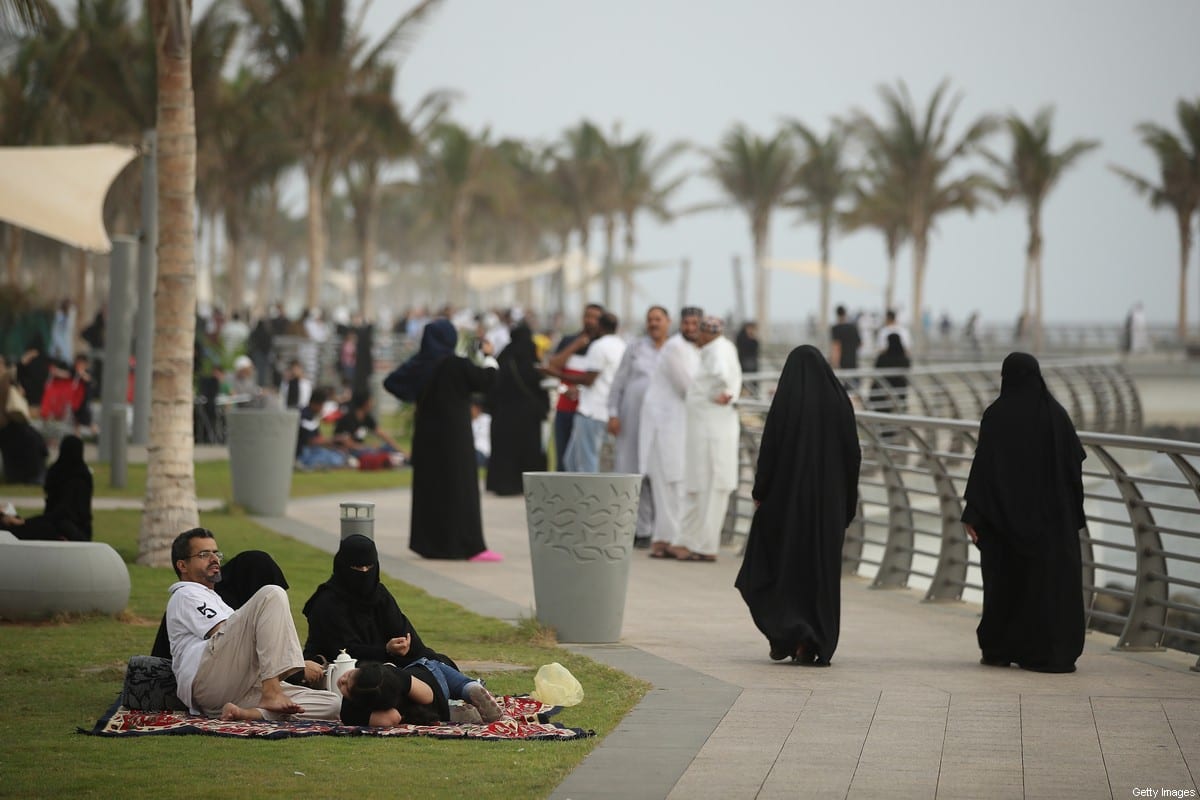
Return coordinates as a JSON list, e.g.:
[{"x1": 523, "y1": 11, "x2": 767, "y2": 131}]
[{"x1": 0, "y1": 510, "x2": 648, "y2": 800}]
